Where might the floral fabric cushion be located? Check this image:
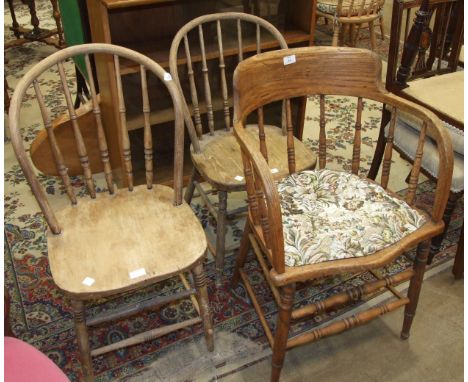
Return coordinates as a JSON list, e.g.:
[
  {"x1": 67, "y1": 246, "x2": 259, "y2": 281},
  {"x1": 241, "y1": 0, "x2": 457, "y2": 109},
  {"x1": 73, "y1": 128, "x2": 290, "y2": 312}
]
[
  {"x1": 277, "y1": 169, "x2": 426, "y2": 267},
  {"x1": 317, "y1": 0, "x2": 384, "y2": 16}
]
